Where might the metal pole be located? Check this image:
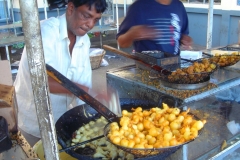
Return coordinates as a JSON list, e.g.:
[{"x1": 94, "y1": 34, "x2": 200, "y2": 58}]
[
  {"x1": 3, "y1": 0, "x2": 9, "y2": 25},
  {"x1": 206, "y1": 0, "x2": 214, "y2": 49},
  {"x1": 124, "y1": 0, "x2": 126, "y2": 16},
  {"x1": 238, "y1": 20, "x2": 240, "y2": 44},
  {"x1": 112, "y1": 0, "x2": 115, "y2": 24},
  {"x1": 115, "y1": 0, "x2": 120, "y2": 49},
  {"x1": 18, "y1": 1, "x2": 59, "y2": 160},
  {"x1": 182, "y1": 105, "x2": 188, "y2": 160},
  {"x1": 116, "y1": 0, "x2": 119, "y2": 32},
  {"x1": 43, "y1": 0, "x2": 48, "y2": 19},
  {"x1": 57, "y1": 8, "x2": 59, "y2": 17},
  {"x1": 10, "y1": 0, "x2": 17, "y2": 35}
]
